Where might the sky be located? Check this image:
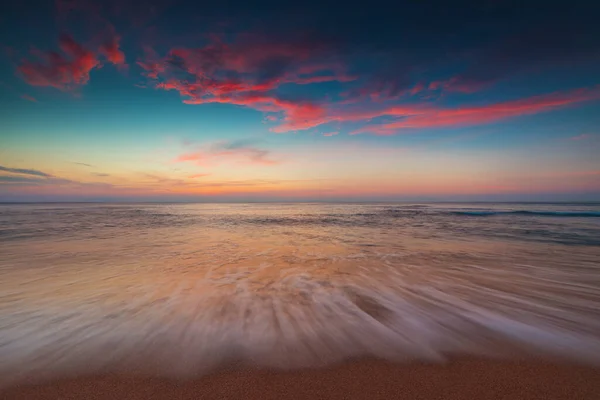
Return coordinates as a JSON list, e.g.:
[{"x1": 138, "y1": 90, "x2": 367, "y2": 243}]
[{"x1": 1, "y1": 0, "x2": 599, "y2": 202}]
